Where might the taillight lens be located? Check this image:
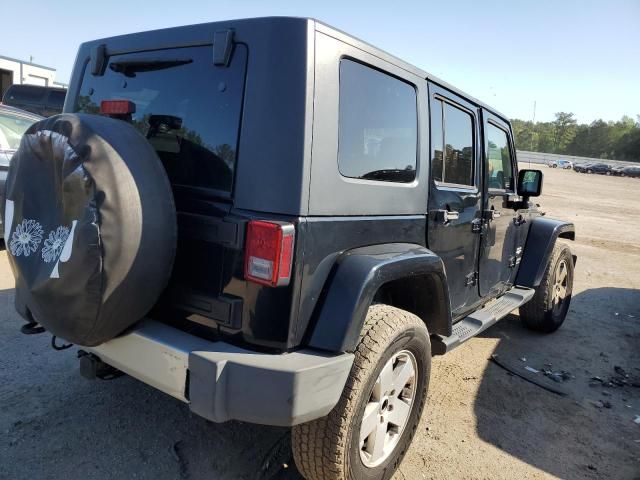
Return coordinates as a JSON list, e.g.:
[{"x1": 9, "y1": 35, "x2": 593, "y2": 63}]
[
  {"x1": 244, "y1": 220, "x2": 295, "y2": 287},
  {"x1": 100, "y1": 99, "x2": 136, "y2": 115}
]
